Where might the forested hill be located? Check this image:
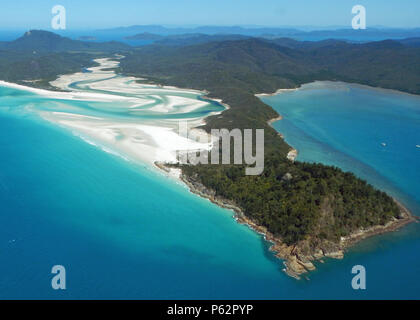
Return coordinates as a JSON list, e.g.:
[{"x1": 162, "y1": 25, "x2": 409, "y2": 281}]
[
  {"x1": 0, "y1": 30, "x2": 130, "y2": 89},
  {"x1": 0, "y1": 30, "x2": 130, "y2": 53},
  {"x1": 0, "y1": 51, "x2": 98, "y2": 87},
  {"x1": 121, "y1": 38, "x2": 420, "y2": 95},
  {"x1": 119, "y1": 38, "x2": 418, "y2": 250}
]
